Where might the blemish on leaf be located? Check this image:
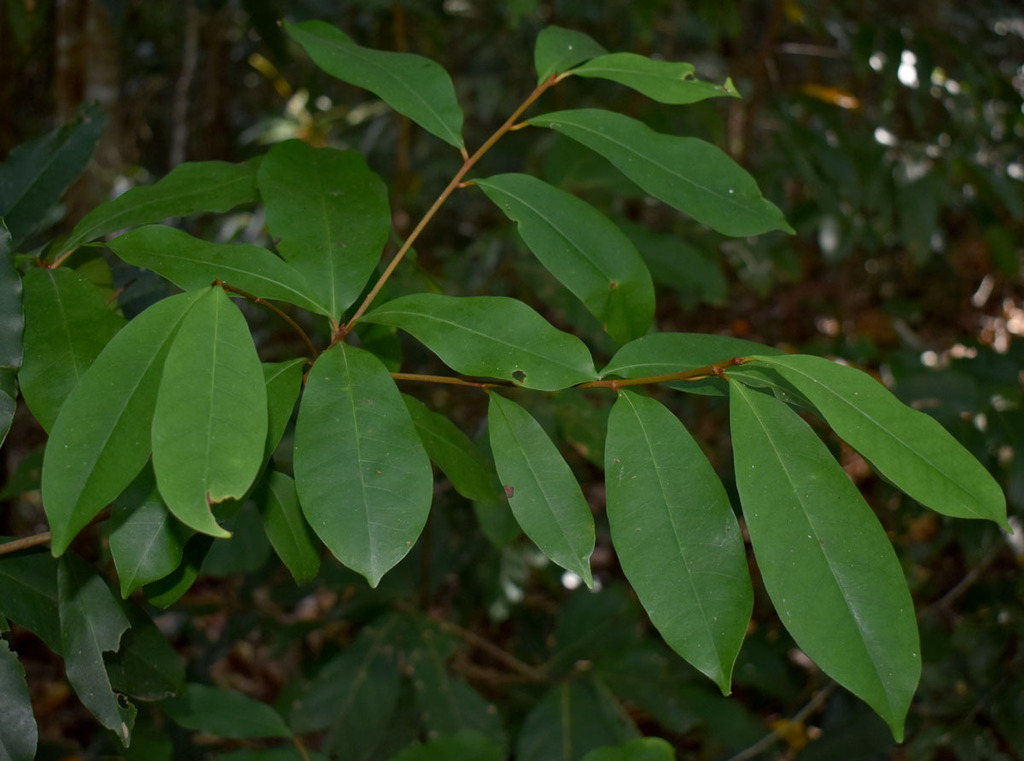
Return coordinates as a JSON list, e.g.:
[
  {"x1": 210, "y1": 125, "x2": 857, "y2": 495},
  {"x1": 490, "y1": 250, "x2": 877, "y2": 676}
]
[
  {"x1": 609, "y1": 280, "x2": 619, "y2": 289},
  {"x1": 503, "y1": 484, "x2": 515, "y2": 498},
  {"x1": 512, "y1": 369, "x2": 527, "y2": 383}
]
